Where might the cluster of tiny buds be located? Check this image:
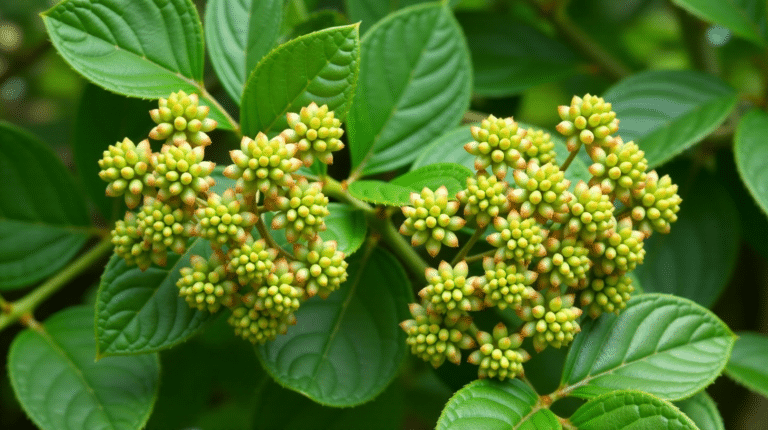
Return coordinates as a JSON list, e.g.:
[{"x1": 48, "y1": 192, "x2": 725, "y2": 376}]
[
  {"x1": 100, "y1": 92, "x2": 349, "y2": 345},
  {"x1": 401, "y1": 94, "x2": 682, "y2": 382}
]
